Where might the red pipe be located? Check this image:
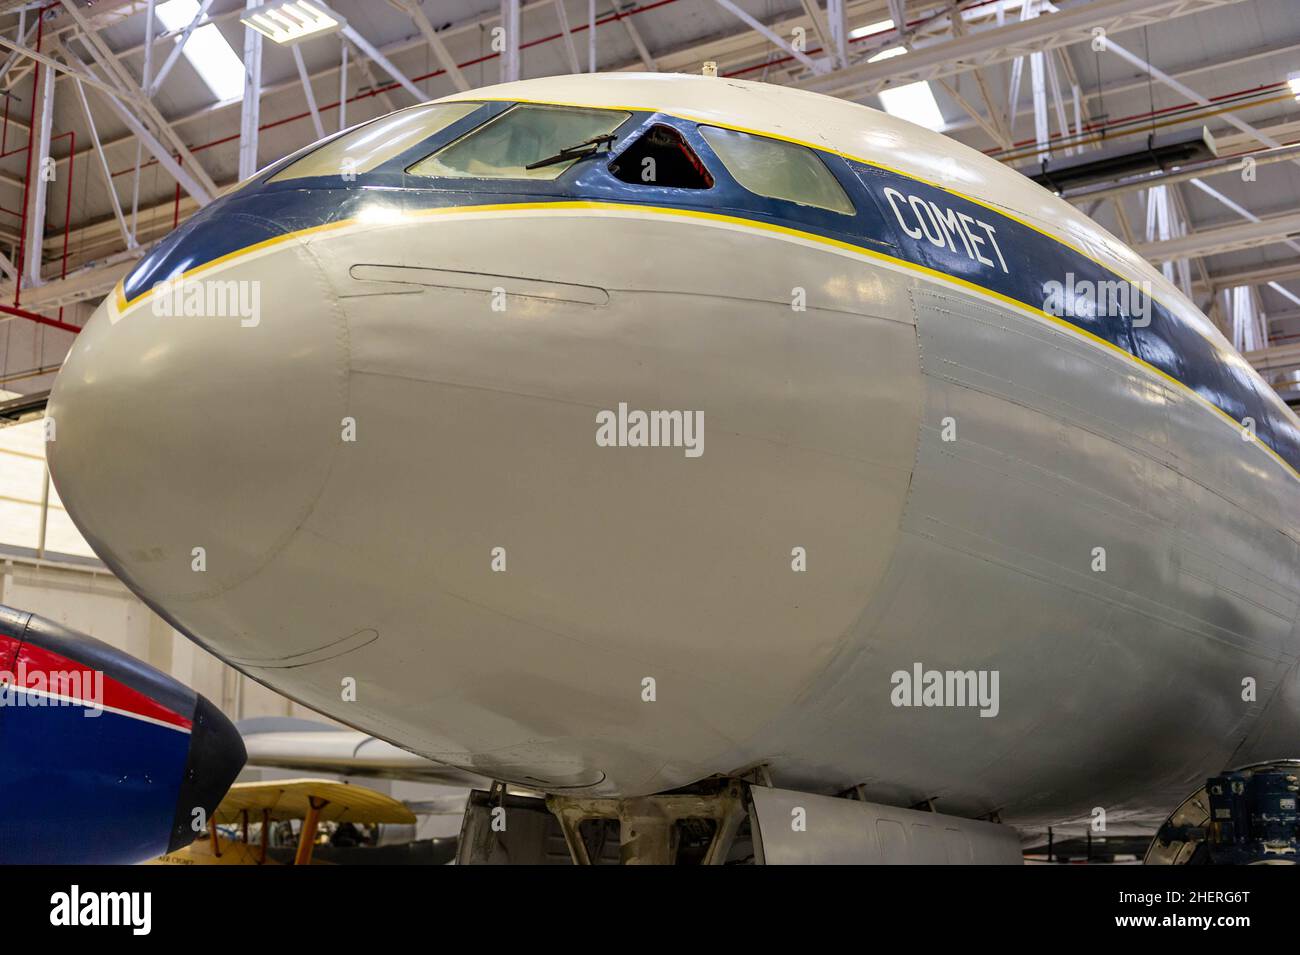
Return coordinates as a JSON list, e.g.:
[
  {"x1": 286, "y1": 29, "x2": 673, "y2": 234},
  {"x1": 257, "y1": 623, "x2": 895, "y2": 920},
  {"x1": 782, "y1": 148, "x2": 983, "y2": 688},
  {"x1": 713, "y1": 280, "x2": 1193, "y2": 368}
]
[{"x1": 0, "y1": 301, "x2": 79, "y2": 334}]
